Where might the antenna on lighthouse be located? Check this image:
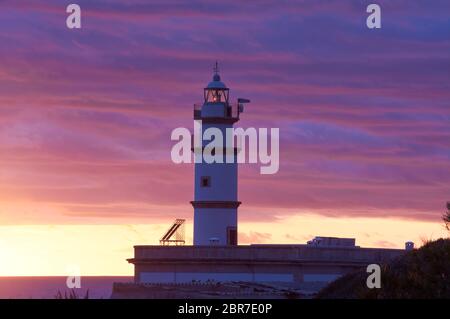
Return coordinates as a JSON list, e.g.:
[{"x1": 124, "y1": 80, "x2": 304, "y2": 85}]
[{"x1": 213, "y1": 61, "x2": 219, "y2": 75}]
